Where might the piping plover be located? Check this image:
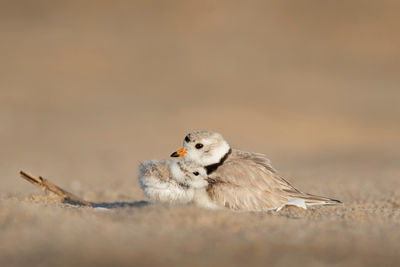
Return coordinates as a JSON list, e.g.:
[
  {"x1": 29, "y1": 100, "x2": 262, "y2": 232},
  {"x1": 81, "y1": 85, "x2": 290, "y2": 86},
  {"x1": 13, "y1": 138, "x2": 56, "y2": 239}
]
[
  {"x1": 138, "y1": 159, "x2": 218, "y2": 209},
  {"x1": 171, "y1": 130, "x2": 342, "y2": 211}
]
